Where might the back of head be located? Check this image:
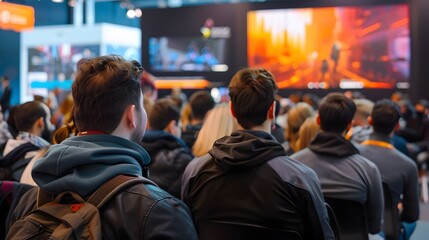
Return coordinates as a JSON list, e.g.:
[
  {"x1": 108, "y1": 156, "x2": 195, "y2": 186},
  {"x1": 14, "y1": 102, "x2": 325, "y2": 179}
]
[
  {"x1": 371, "y1": 99, "x2": 401, "y2": 135},
  {"x1": 353, "y1": 99, "x2": 374, "y2": 126},
  {"x1": 192, "y1": 103, "x2": 238, "y2": 157},
  {"x1": 391, "y1": 91, "x2": 404, "y2": 103},
  {"x1": 228, "y1": 68, "x2": 278, "y2": 129},
  {"x1": 286, "y1": 102, "x2": 315, "y2": 151},
  {"x1": 297, "y1": 117, "x2": 319, "y2": 151},
  {"x1": 289, "y1": 92, "x2": 302, "y2": 104},
  {"x1": 72, "y1": 55, "x2": 143, "y2": 133},
  {"x1": 2, "y1": 75, "x2": 9, "y2": 84},
  {"x1": 14, "y1": 101, "x2": 48, "y2": 132},
  {"x1": 302, "y1": 93, "x2": 319, "y2": 109},
  {"x1": 189, "y1": 91, "x2": 215, "y2": 121},
  {"x1": 318, "y1": 93, "x2": 356, "y2": 134},
  {"x1": 149, "y1": 98, "x2": 180, "y2": 131},
  {"x1": 287, "y1": 102, "x2": 315, "y2": 135}
]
